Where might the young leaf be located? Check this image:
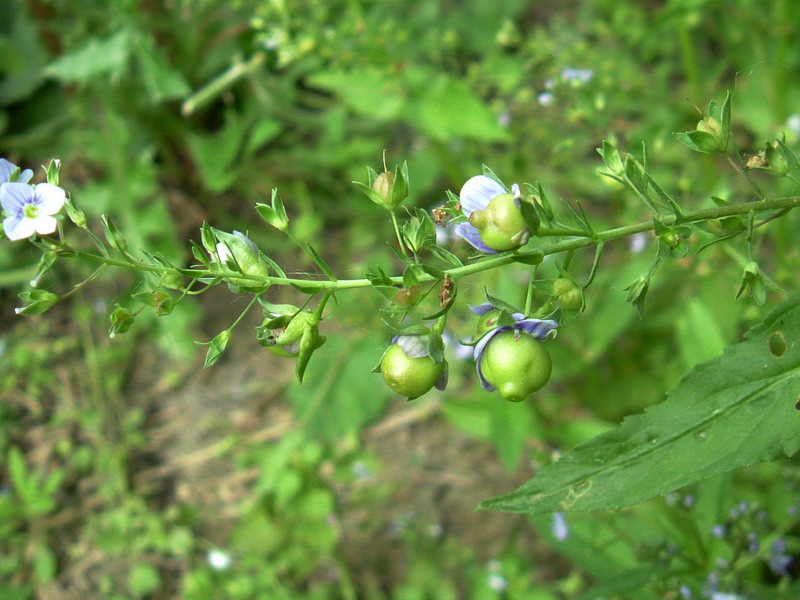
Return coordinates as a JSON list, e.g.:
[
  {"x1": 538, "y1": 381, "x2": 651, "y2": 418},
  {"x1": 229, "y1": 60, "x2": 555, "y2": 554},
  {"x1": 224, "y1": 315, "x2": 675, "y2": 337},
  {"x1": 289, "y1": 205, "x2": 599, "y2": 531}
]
[{"x1": 480, "y1": 294, "x2": 800, "y2": 514}]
